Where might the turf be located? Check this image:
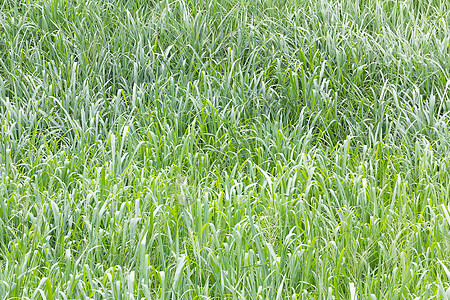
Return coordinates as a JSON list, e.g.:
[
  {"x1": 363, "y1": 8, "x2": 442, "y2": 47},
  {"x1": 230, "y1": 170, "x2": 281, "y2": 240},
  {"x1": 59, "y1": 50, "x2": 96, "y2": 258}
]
[{"x1": 0, "y1": 0, "x2": 449, "y2": 299}]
